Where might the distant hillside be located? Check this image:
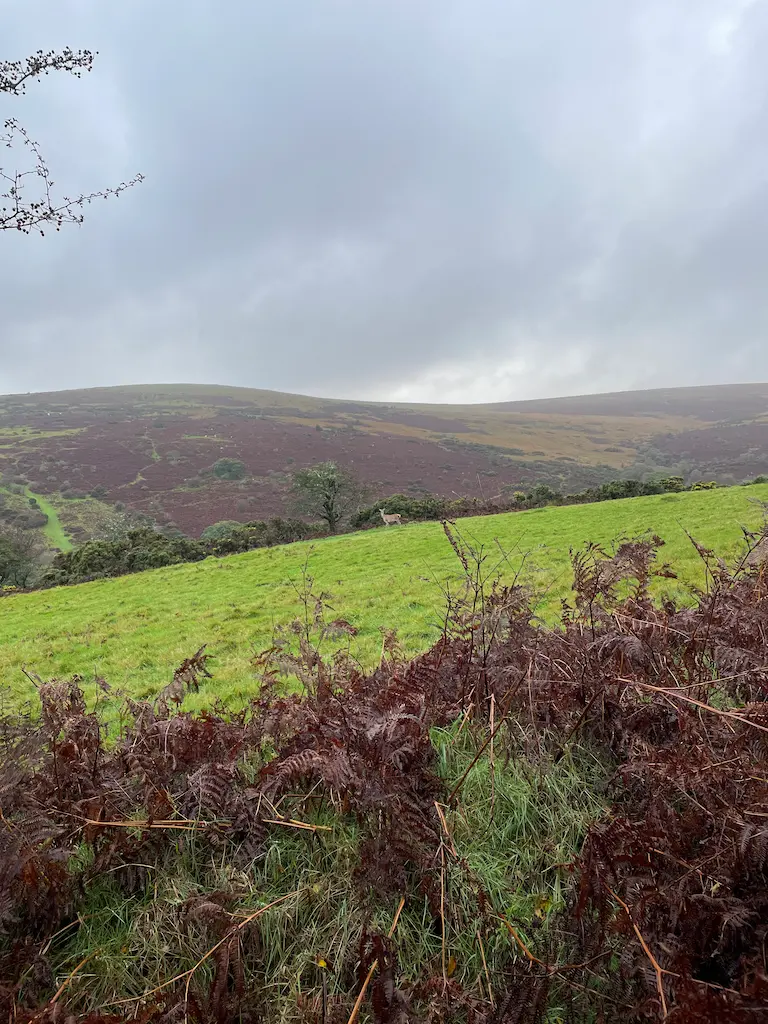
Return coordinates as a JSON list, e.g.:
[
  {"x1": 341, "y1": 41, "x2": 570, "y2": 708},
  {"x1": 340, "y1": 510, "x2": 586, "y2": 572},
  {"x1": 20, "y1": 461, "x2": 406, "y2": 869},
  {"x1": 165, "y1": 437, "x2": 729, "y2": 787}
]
[{"x1": 1, "y1": 381, "x2": 767, "y2": 542}]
